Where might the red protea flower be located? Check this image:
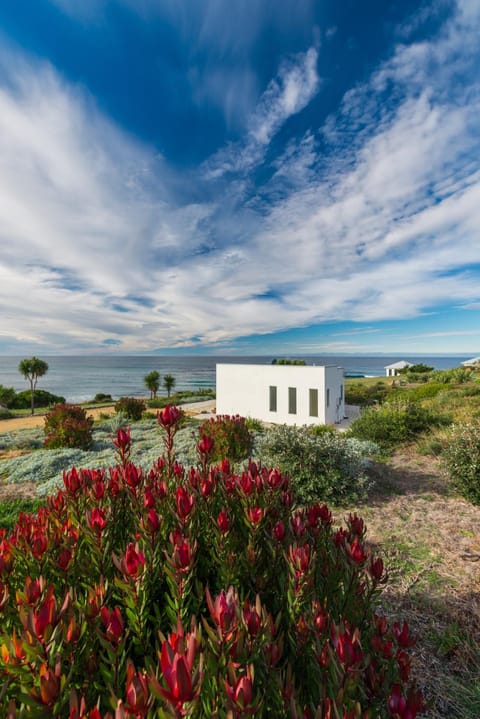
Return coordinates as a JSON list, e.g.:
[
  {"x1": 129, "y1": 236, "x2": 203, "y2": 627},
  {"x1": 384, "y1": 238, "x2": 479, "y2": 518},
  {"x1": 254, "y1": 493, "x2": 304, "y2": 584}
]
[
  {"x1": 288, "y1": 543, "x2": 311, "y2": 574},
  {"x1": 113, "y1": 427, "x2": 131, "y2": 455},
  {"x1": 63, "y1": 467, "x2": 83, "y2": 496},
  {"x1": 206, "y1": 586, "x2": 238, "y2": 637},
  {"x1": 247, "y1": 506, "x2": 263, "y2": 525},
  {"x1": 175, "y1": 487, "x2": 195, "y2": 521},
  {"x1": 145, "y1": 508, "x2": 160, "y2": 534},
  {"x1": 125, "y1": 662, "x2": 150, "y2": 716},
  {"x1": 217, "y1": 508, "x2": 231, "y2": 534},
  {"x1": 370, "y1": 556, "x2": 384, "y2": 581},
  {"x1": 57, "y1": 546, "x2": 72, "y2": 571},
  {"x1": 393, "y1": 620, "x2": 416, "y2": 648},
  {"x1": 123, "y1": 543, "x2": 146, "y2": 578},
  {"x1": 39, "y1": 662, "x2": 61, "y2": 706},
  {"x1": 243, "y1": 600, "x2": 261, "y2": 637},
  {"x1": 348, "y1": 512, "x2": 365, "y2": 537},
  {"x1": 345, "y1": 536, "x2": 367, "y2": 564},
  {"x1": 100, "y1": 606, "x2": 124, "y2": 644},
  {"x1": 122, "y1": 462, "x2": 143, "y2": 490},
  {"x1": 151, "y1": 622, "x2": 202, "y2": 712},
  {"x1": 157, "y1": 405, "x2": 183, "y2": 429},
  {"x1": 30, "y1": 530, "x2": 48, "y2": 559},
  {"x1": 197, "y1": 434, "x2": 214, "y2": 456},
  {"x1": 290, "y1": 511, "x2": 306, "y2": 537},
  {"x1": 272, "y1": 519, "x2": 286, "y2": 542},
  {"x1": 32, "y1": 586, "x2": 57, "y2": 641},
  {"x1": 169, "y1": 532, "x2": 196, "y2": 574},
  {"x1": 225, "y1": 665, "x2": 255, "y2": 714},
  {"x1": 87, "y1": 507, "x2": 107, "y2": 535}
]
